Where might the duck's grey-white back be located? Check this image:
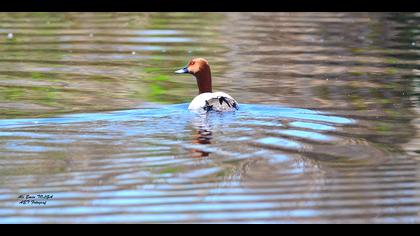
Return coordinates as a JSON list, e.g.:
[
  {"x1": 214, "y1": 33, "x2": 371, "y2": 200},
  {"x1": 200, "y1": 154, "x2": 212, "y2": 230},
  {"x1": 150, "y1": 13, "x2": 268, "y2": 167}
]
[{"x1": 188, "y1": 92, "x2": 239, "y2": 112}]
